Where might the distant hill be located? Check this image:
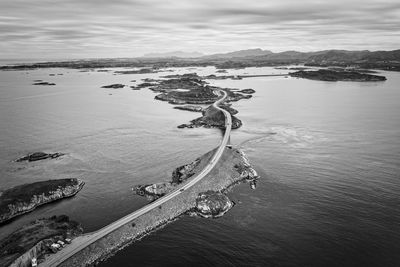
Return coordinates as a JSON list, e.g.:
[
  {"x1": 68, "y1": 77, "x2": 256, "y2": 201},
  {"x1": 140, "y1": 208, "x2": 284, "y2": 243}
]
[
  {"x1": 2, "y1": 49, "x2": 400, "y2": 72},
  {"x1": 202, "y1": 48, "x2": 273, "y2": 59},
  {"x1": 143, "y1": 51, "x2": 204, "y2": 58}
]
